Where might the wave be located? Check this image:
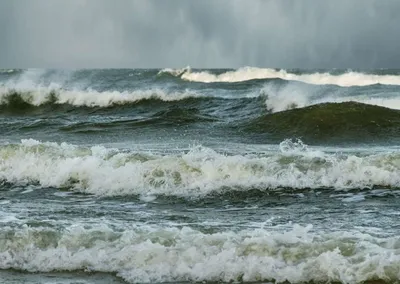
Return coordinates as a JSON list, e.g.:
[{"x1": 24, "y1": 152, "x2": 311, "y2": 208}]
[
  {"x1": 0, "y1": 69, "x2": 17, "y2": 74},
  {"x1": 160, "y1": 66, "x2": 400, "y2": 86},
  {"x1": 3, "y1": 69, "x2": 400, "y2": 114},
  {"x1": 0, "y1": 139, "x2": 399, "y2": 196},
  {"x1": 2, "y1": 84, "x2": 400, "y2": 115},
  {"x1": 247, "y1": 102, "x2": 400, "y2": 143},
  {"x1": 265, "y1": 92, "x2": 400, "y2": 113},
  {"x1": 262, "y1": 82, "x2": 400, "y2": 113},
  {"x1": 0, "y1": 222, "x2": 399, "y2": 283},
  {"x1": 0, "y1": 87, "x2": 203, "y2": 108}
]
